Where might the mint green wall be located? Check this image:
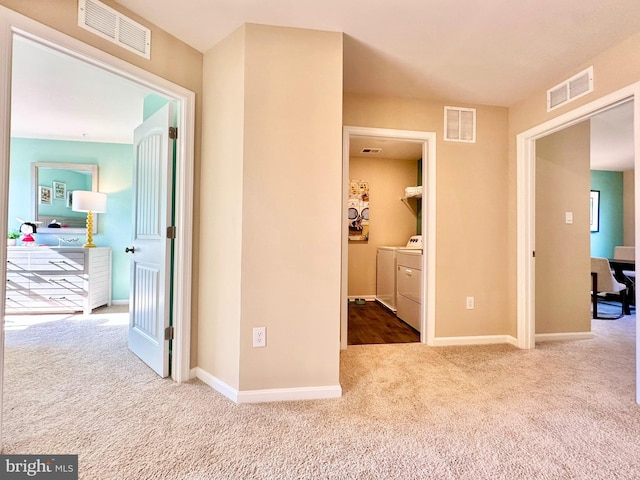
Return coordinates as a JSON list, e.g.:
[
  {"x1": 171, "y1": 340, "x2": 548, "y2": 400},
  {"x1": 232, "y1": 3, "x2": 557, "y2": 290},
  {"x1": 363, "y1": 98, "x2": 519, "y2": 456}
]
[
  {"x1": 143, "y1": 94, "x2": 178, "y2": 123},
  {"x1": 590, "y1": 170, "x2": 624, "y2": 258},
  {"x1": 9, "y1": 138, "x2": 133, "y2": 301}
]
